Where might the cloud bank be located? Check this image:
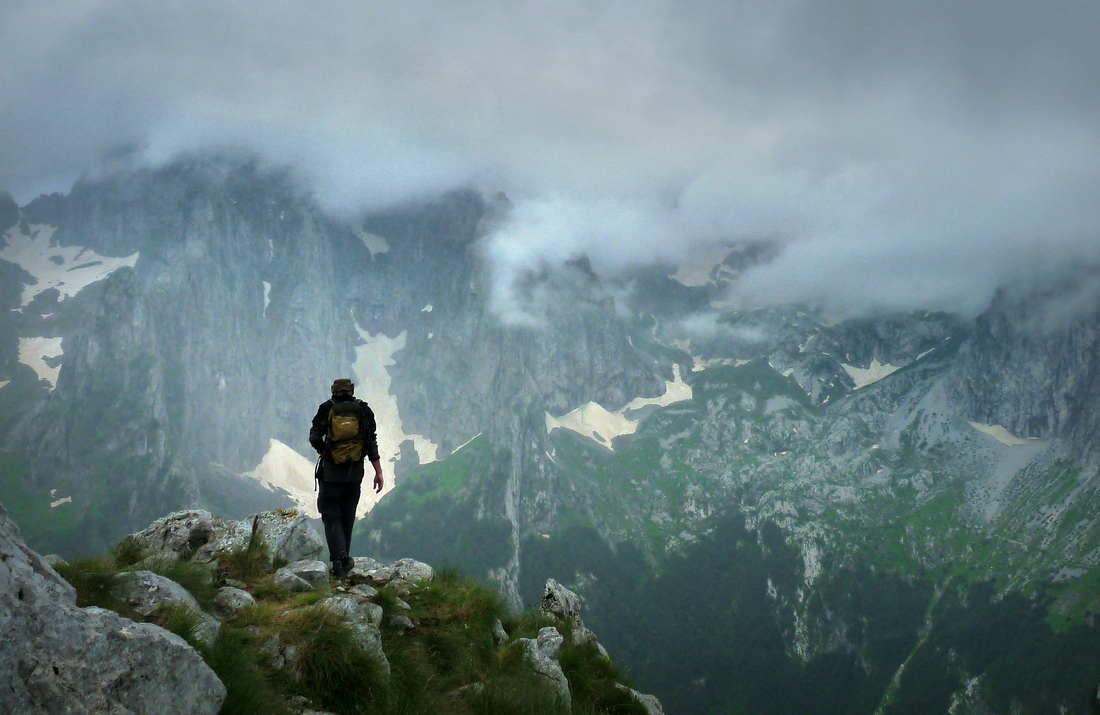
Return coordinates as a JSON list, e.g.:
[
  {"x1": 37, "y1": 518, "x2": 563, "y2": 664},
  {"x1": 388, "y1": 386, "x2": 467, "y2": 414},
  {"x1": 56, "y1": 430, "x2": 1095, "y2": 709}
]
[{"x1": 3, "y1": 0, "x2": 1098, "y2": 315}]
